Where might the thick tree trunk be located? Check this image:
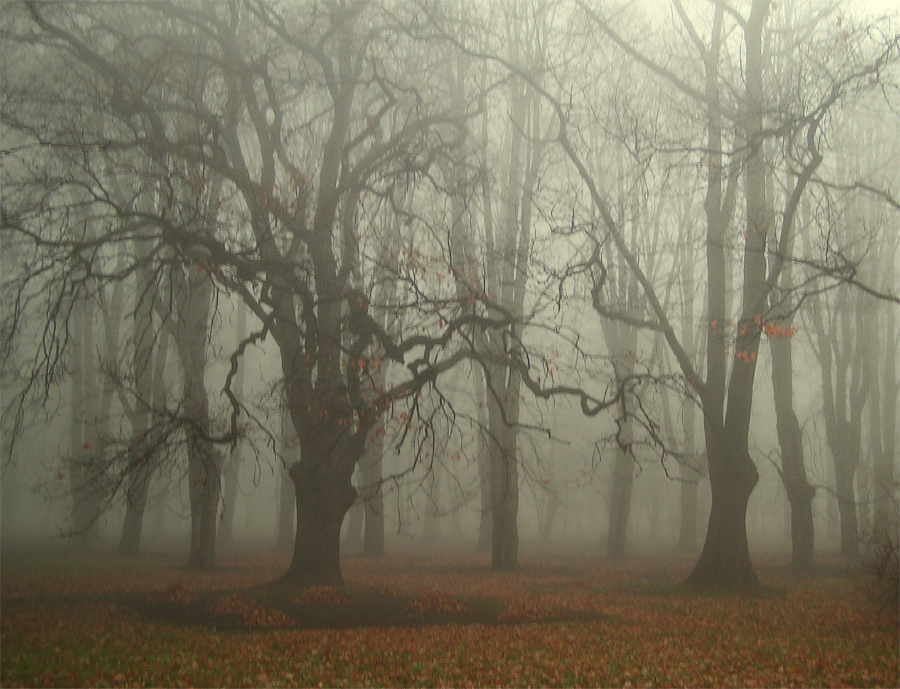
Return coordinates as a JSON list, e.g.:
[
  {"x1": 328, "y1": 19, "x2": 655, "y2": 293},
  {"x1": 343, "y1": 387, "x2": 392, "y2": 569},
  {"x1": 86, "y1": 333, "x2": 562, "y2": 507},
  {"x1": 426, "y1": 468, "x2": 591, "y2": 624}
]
[
  {"x1": 677, "y1": 467, "x2": 700, "y2": 552},
  {"x1": 276, "y1": 463, "x2": 296, "y2": 551},
  {"x1": 275, "y1": 398, "x2": 298, "y2": 551},
  {"x1": 686, "y1": 430, "x2": 760, "y2": 589},
  {"x1": 344, "y1": 488, "x2": 364, "y2": 551},
  {"x1": 360, "y1": 426, "x2": 385, "y2": 556},
  {"x1": 675, "y1": 190, "x2": 702, "y2": 554},
  {"x1": 281, "y1": 461, "x2": 357, "y2": 586},
  {"x1": 187, "y1": 447, "x2": 220, "y2": 569},
  {"x1": 118, "y1": 463, "x2": 152, "y2": 555}
]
